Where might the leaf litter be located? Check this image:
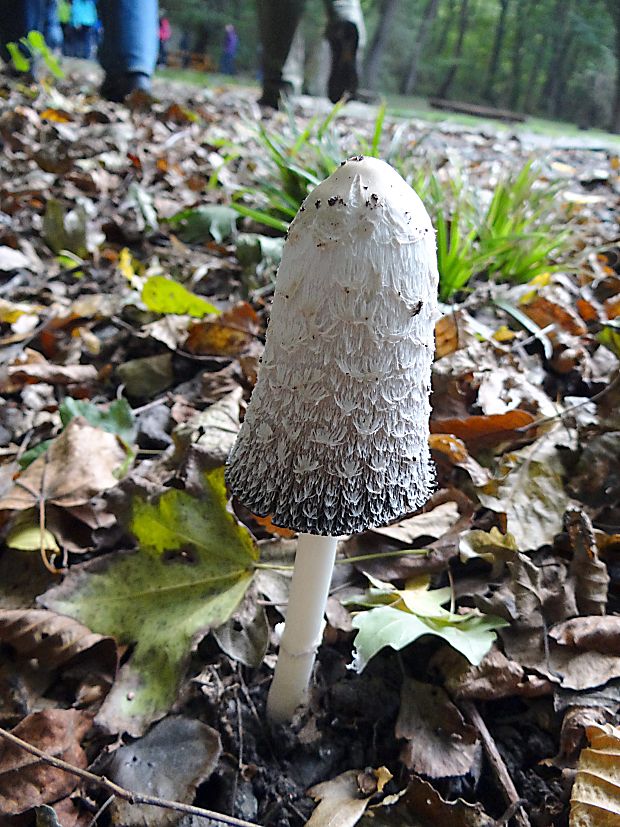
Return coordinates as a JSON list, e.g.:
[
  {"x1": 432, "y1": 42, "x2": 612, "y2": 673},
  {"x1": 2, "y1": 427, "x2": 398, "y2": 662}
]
[{"x1": 0, "y1": 64, "x2": 619, "y2": 825}]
